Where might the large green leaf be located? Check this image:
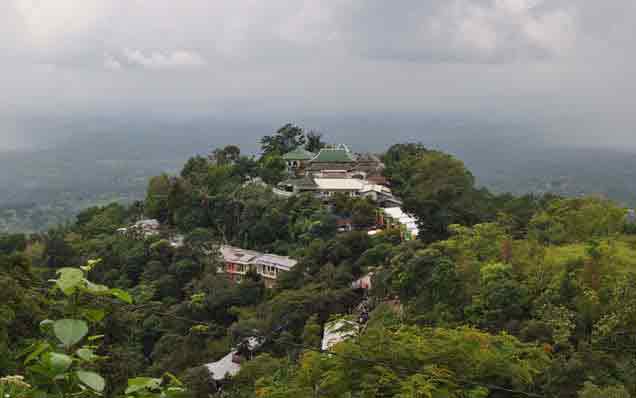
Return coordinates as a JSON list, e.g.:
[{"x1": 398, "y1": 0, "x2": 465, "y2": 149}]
[
  {"x1": 110, "y1": 288, "x2": 133, "y2": 304},
  {"x1": 56, "y1": 268, "x2": 85, "y2": 295},
  {"x1": 82, "y1": 308, "x2": 106, "y2": 323},
  {"x1": 45, "y1": 352, "x2": 73, "y2": 374},
  {"x1": 76, "y1": 348, "x2": 98, "y2": 362},
  {"x1": 125, "y1": 377, "x2": 162, "y2": 394},
  {"x1": 77, "y1": 370, "x2": 105, "y2": 392},
  {"x1": 85, "y1": 281, "x2": 110, "y2": 295},
  {"x1": 54, "y1": 319, "x2": 88, "y2": 348},
  {"x1": 24, "y1": 342, "x2": 51, "y2": 365},
  {"x1": 80, "y1": 259, "x2": 102, "y2": 273}
]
